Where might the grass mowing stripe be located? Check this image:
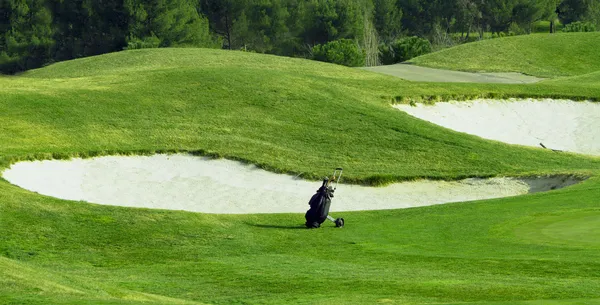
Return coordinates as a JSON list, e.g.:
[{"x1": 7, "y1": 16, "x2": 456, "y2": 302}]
[{"x1": 1, "y1": 46, "x2": 600, "y2": 304}]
